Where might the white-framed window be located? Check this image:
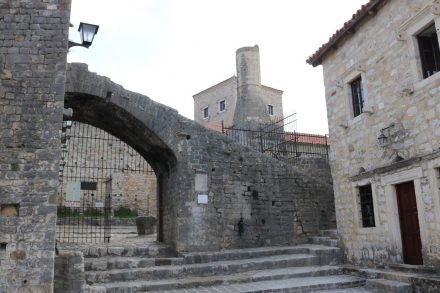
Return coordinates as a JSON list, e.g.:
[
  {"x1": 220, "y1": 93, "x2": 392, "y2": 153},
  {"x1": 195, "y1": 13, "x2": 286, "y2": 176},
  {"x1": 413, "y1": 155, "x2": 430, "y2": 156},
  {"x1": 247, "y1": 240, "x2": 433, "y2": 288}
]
[
  {"x1": 219, "y1": 100, "x2": 225, "y2": 112},
  {"x1": 401, "y1": 5, "x2": 440, "y2": 86},
  {"x1": 267, "y1": 104, "x2": 274, "y2": 115},
  {"x1": 416, "y1": 22, "x2": 440, "y2": 79},
  {"x1": 203, "y1": 107, "x2": 209, "y2": 119}
]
